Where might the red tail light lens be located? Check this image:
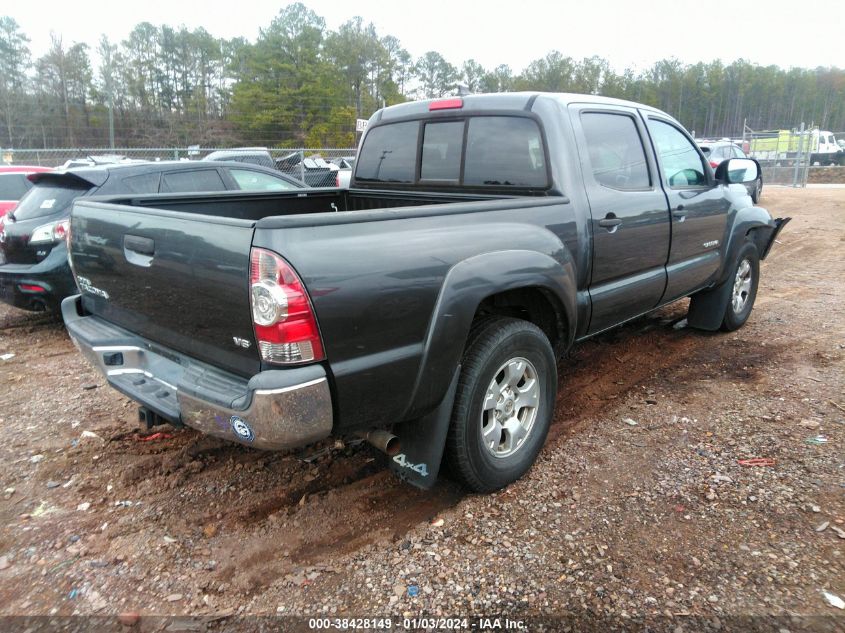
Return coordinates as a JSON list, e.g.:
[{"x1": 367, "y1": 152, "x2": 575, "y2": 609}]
[
  {"x1": 249, "y1": 247, "x2": 324, "y2": 364},
  {"x1": 54, "y1": 219, "x2": 69, "y2": 242},
  {"x1": 709, "y1": 161, "x2": 719, "y2": 169}
]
